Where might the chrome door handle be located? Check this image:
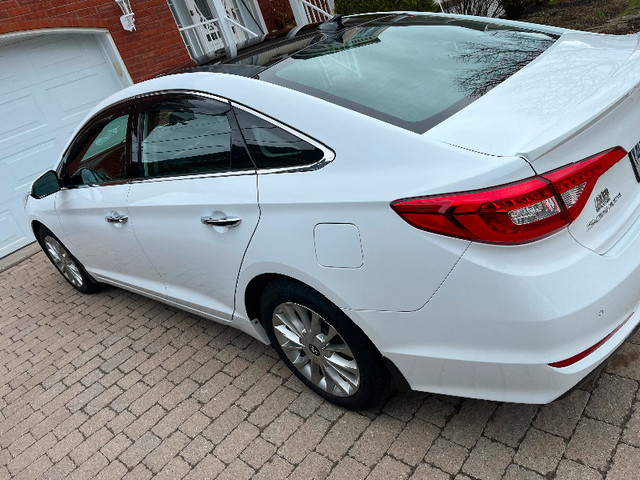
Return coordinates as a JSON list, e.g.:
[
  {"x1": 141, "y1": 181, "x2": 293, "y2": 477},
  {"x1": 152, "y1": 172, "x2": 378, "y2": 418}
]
[
  {"x1": 106, "y1": 212, "x2": 128, "y2": 224},
  {"x1": 201, "y1": 216, "x2": 242, "y2": 227}
]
